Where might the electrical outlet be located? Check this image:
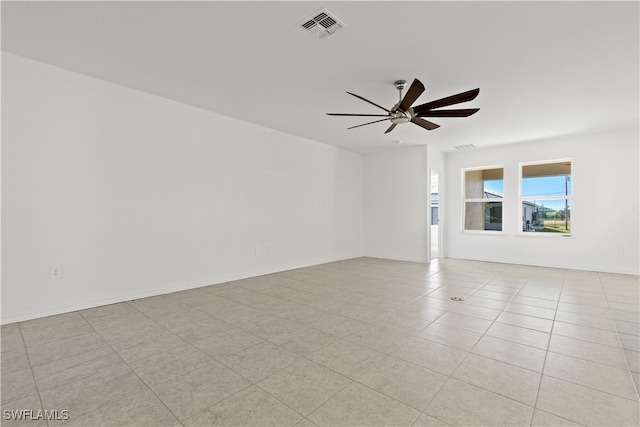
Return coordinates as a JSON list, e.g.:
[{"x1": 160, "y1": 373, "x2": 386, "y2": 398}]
[
  {"x1": 618, "y1": 246, "x2": 626, "y2": 254},
  {"x1": 254, "y1": 246, "x2": 260, "y2": 255},
  {"x1": 49, "y1": 265, "x2": 62, "y2": 279}
]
